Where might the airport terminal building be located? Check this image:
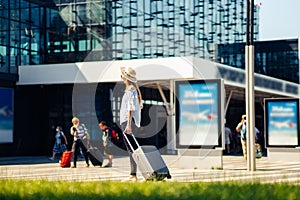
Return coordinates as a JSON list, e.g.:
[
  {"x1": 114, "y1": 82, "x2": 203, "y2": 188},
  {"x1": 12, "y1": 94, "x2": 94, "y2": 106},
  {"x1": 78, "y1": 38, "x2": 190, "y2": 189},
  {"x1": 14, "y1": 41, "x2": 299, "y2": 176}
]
[
  {"x1": 0, "y1": 1, "x2": 300, "y2": 156},
  {"x1": 0, "y1": 56, "x2": 298, "y2": 156}
]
